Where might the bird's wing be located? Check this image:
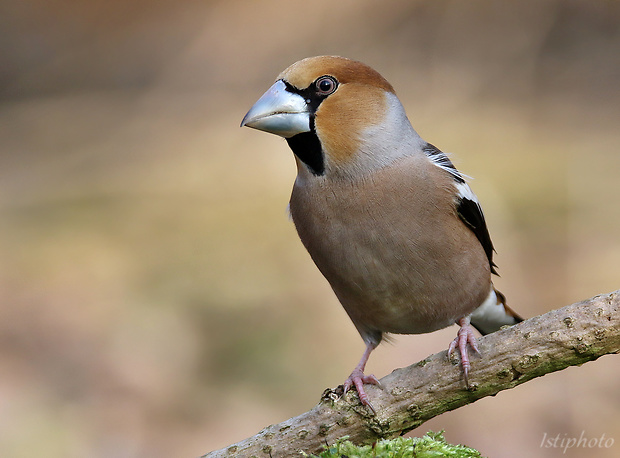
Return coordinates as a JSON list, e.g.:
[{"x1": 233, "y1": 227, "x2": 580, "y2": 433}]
[{"x1": 422, "y1": 143, "x2": 498, "y2": 275}]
